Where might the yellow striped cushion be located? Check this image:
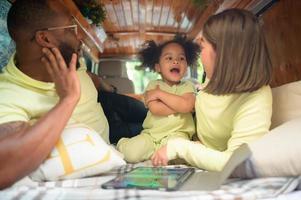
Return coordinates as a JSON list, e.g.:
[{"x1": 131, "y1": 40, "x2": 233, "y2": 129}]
[{"x1": 30, "y1": 124, "x2": 125, "y2": 181}]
